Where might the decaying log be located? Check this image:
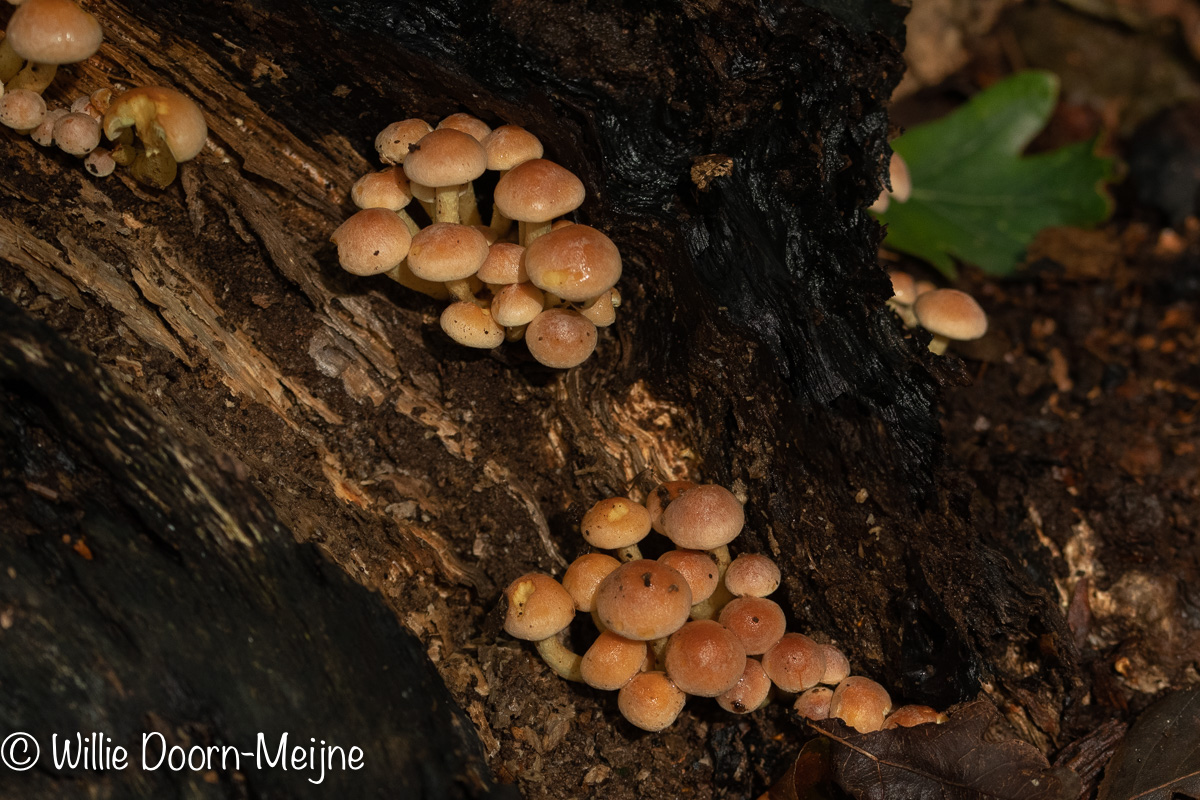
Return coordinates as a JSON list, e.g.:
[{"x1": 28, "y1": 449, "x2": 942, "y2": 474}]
[{"x1": 0, "y1": 0, "x2": 1082, "y2": 796}]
